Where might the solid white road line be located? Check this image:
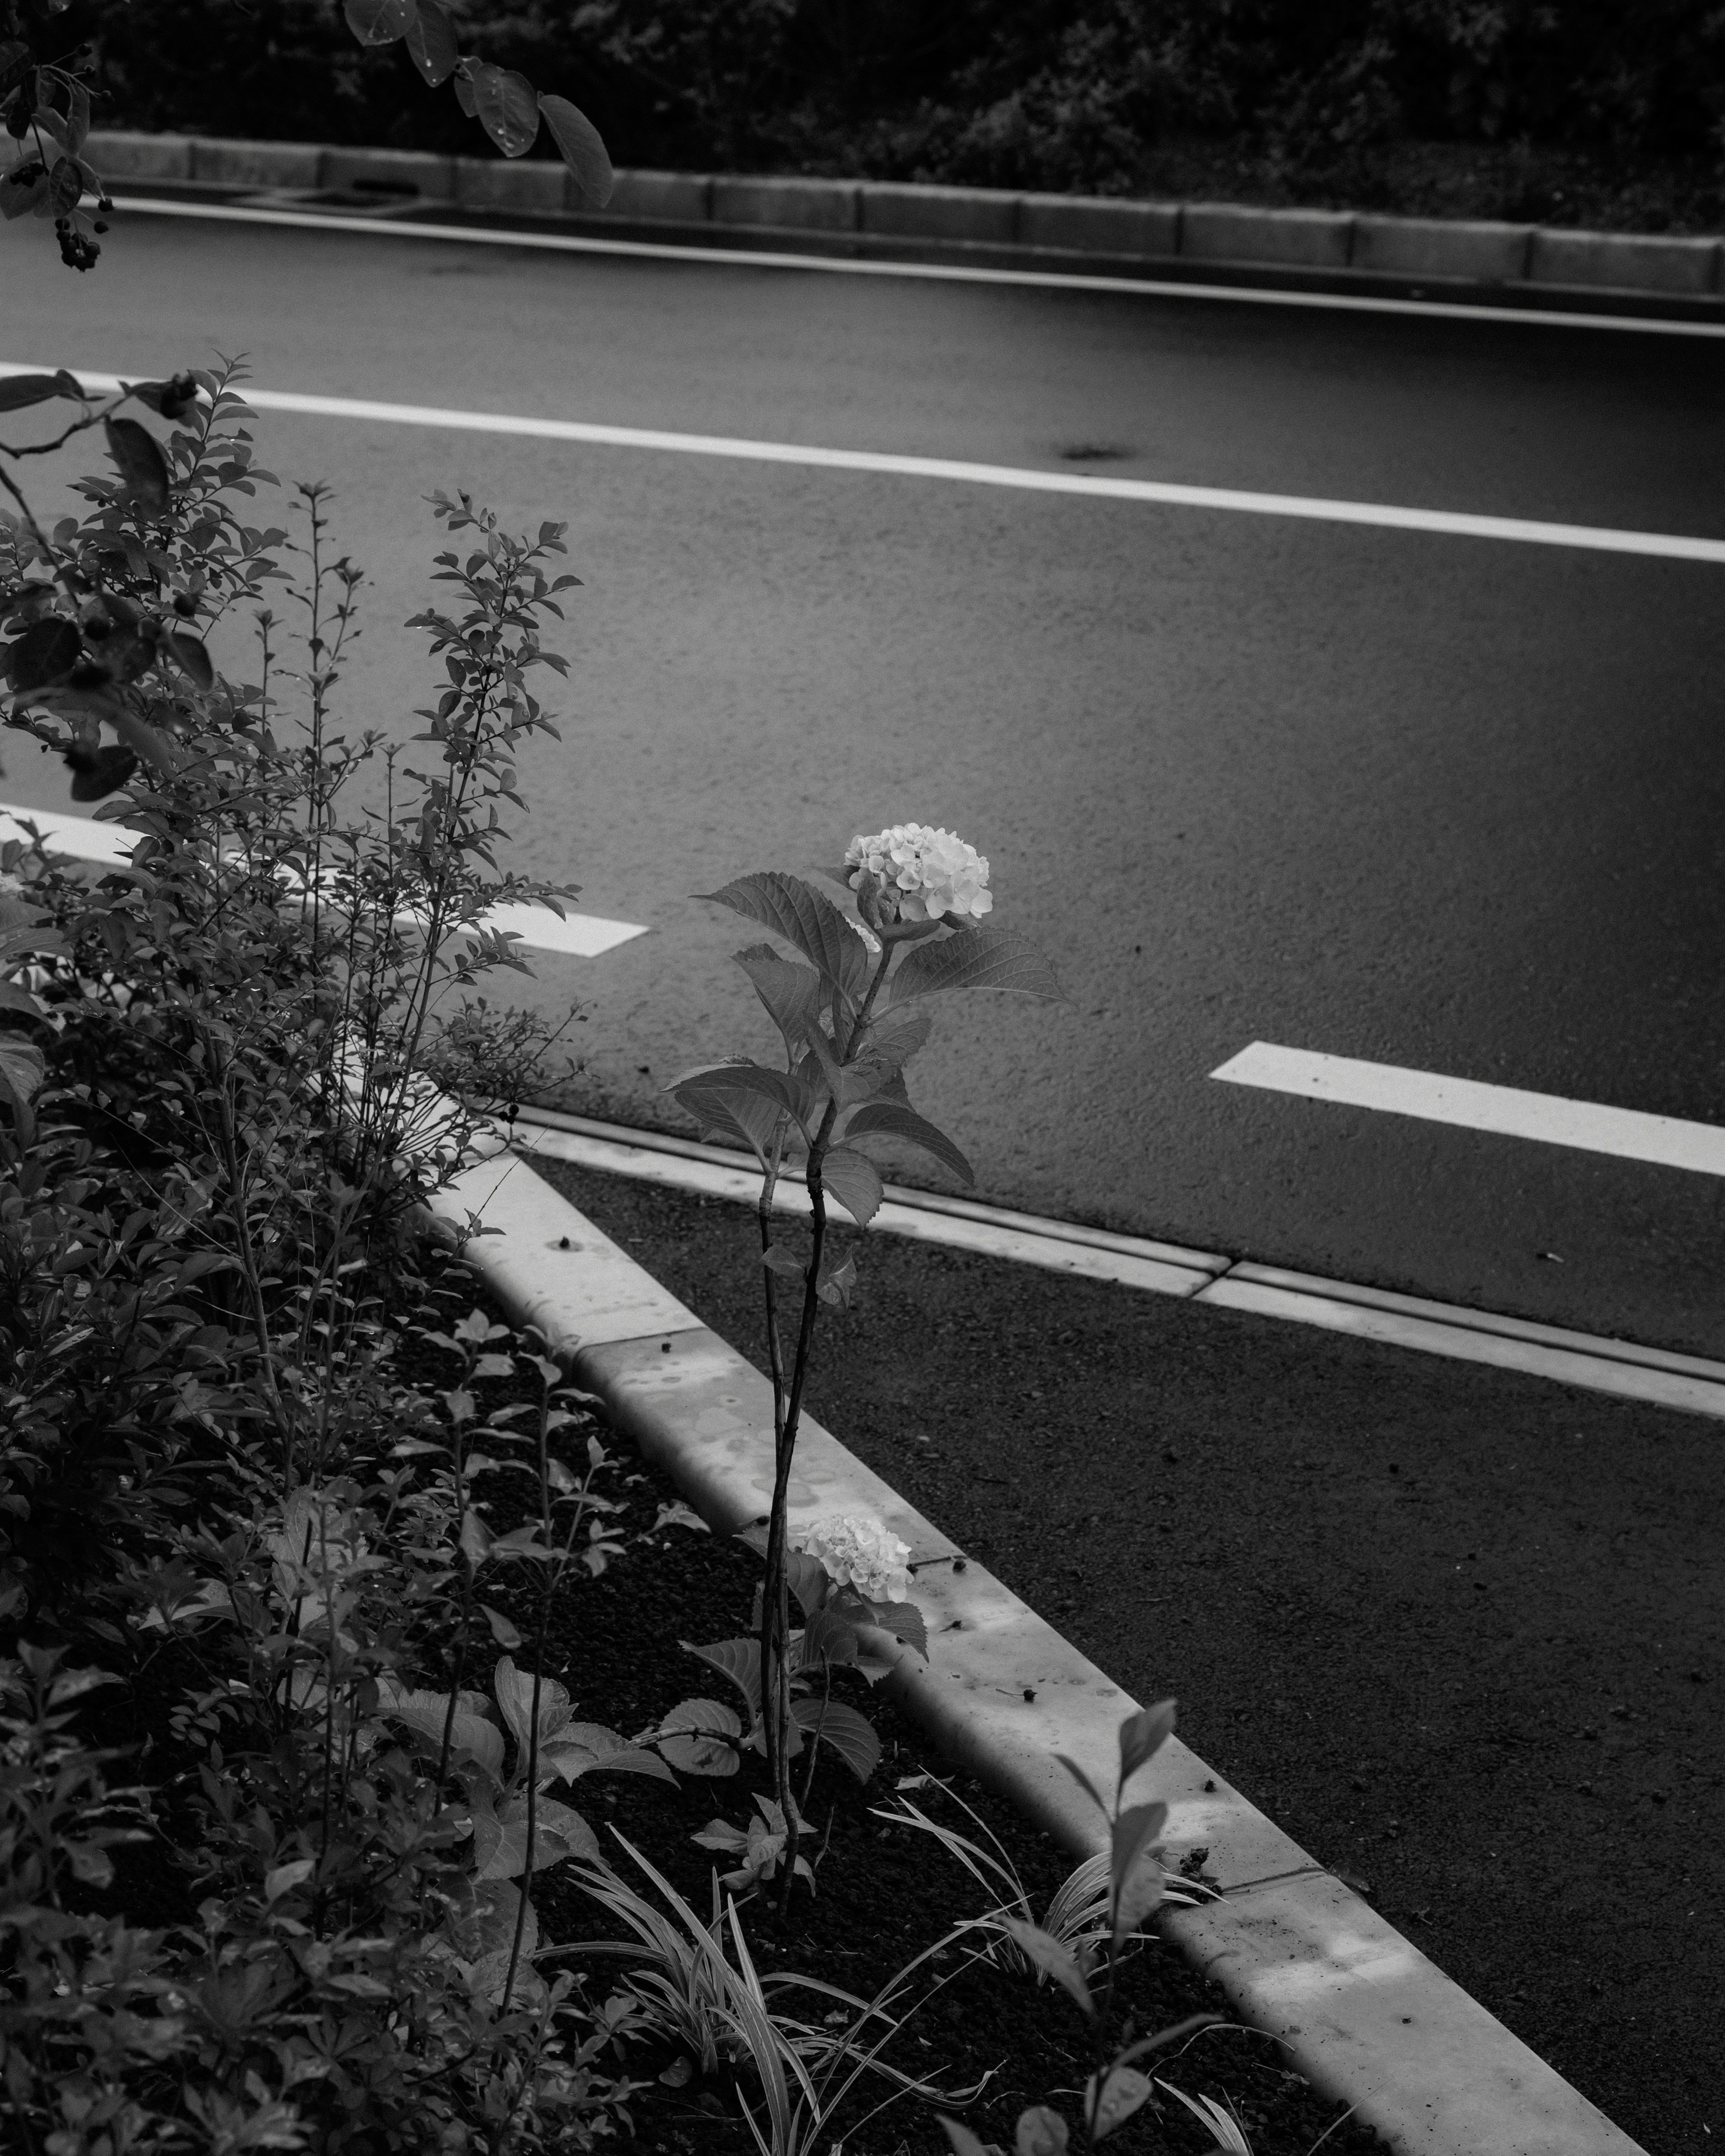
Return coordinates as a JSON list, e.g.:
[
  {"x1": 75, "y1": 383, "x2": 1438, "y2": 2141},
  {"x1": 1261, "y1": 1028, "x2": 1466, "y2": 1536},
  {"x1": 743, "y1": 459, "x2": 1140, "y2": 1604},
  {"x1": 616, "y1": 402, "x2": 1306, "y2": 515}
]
[
  {"x1": 1212, "y1": 1039, "x2": 1725, "y2": 1175},
  {"x1": 109, "y1": 195, "x2": 1725, "y2": 343},
  {"x1": 0, "y1": 802, "x2": 646, "y2": 957},
  {"x1": 9, "y1": 363, "x2": 1725, "y2": 566}
]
